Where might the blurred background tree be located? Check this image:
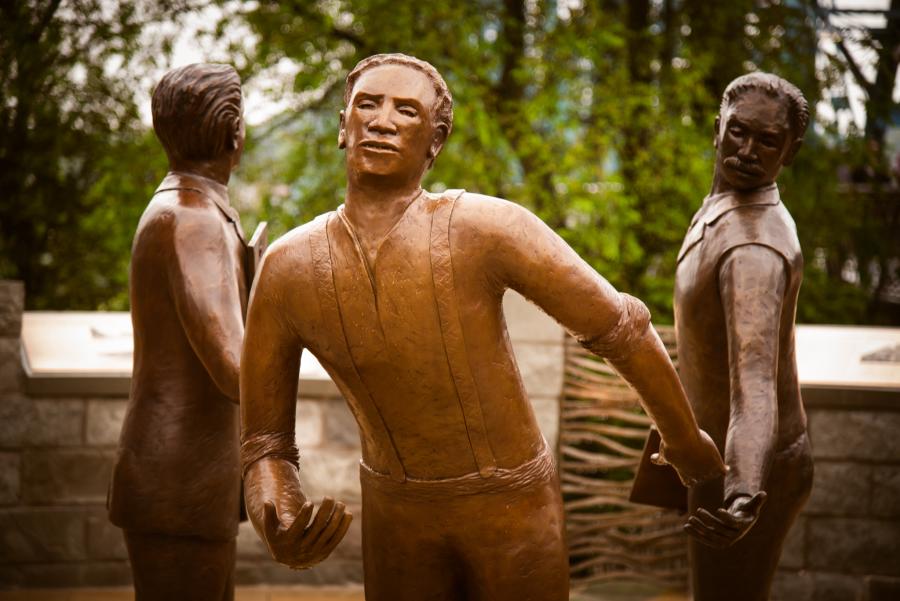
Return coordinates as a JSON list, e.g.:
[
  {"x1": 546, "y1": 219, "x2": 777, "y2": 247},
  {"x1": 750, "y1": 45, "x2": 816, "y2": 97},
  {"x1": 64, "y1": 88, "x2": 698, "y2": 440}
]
[{"x1": 1, "y1": 0, "x2": 898, "y2": 324}]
